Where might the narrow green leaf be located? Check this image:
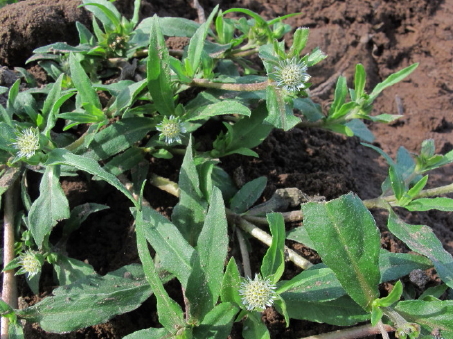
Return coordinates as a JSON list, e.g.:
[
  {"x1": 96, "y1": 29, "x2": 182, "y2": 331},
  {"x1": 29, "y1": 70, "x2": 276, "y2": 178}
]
[
  {"x1": 389, "y1": 165, "x2": 405, "y2": 200},
  {"x1": 76, "y1": 117, "x2": 154, "y2": 161},
  {"x1": 302, "y1": 193, "x2": 381, "y2": 311},
  {"x1": 288, "y1": 27, "x2": 309, "y2": 58},
  {"x1": 44, "y1": 149, "x2": 136, "y2": 205},
  {"x1": 147, "y1": 15, "x2": 175, "y2": 116},
  {"x1": 81, "y1": 0, "x2": 121, "y2": 31},
  {"x1": 28, "y1": 165, "x2": 70, "y2": 248},
  {"x1": 230, "y1": 176, "x2": 267, "y2": 214},
  {"x1": 135, "y1": 211, "x2": 185, "y2": 333},
  {"x1": 185, "y1": 100, "x2": 251, "y2": 121},
  {"x1": 328, "y1": 101, "x2": 357, "y2": 120},
  {"x1": 220, "y1": 257, "x2": 242, "y2": 306},
  {"x1": 222, "y1": 103, "x2": 273, "y2": 156},
  {"x1": 196, "y1": 187, "x2": 229, "y2": 307},
  {"x1": 388, "y1": 210, "x2": 453, "y2": 288},
  {"x1": 136, "y1": 17, "x2": 201, "y2": 38},
  {"x1": 76, "y1": 22, "x2": 95, "y2": 45},
  {"x1": 265, "y1": 85, "x2": 300, "y2": 130},
  {"x1": 172, "y1": 137, "x2": 208, "y2": 245},
  {"x1": 69, "y1": 53, "x2": 101, "y2": 109},
  {"x1": 136, "y1": 205, "x2": 195, "y2": 288},
  {"x1": 345, "y1": 119, "x2": 375, "y2": 142},
  {"x1": 328, "y1": 76, "x2": 348, "y2": 117},
  {"x1": 369, "y1": 63, "x2": 419, "y2": 102},
  {"x1": 261, "y1": 213, "x2": 285, "y2": 283},
  {"x1": 354, "y1": 64, "x2": 366, "y2": 98},
  {"x1": 374, "y1": 280, "x2": 403, "y2": 308},
  {"x1": 405, "y1": 197, "x2": 453, "y2": 212},
  {"x1": 398, "y1": 175, "x2": 428, "y2": 207},
  {"x1": 187, "y1": 6, "x2": 218, "y2": 76},
  {"x1": 193, "y1": 302, "x2": 239, "y2": 339},
  {"x1": 17, "y1": 265, "x2": 155, "y2": 333},
  {"x1": 395, "y1": 300, "x2": 453, "y2": 338}
]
